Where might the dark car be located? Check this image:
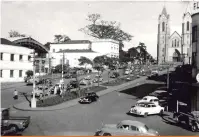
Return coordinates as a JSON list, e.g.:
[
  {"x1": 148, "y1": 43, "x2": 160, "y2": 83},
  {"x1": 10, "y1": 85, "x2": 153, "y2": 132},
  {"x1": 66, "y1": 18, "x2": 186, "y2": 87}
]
[
  {"x1": 79, "y1": 92, "x2": 99, "y2": 104},
  {"x1": 67, "y1": 80, "x2": 79, "y2": 89},
  {"x1": 110, "y1": 72, "x2": 120, "y2": 78}
]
